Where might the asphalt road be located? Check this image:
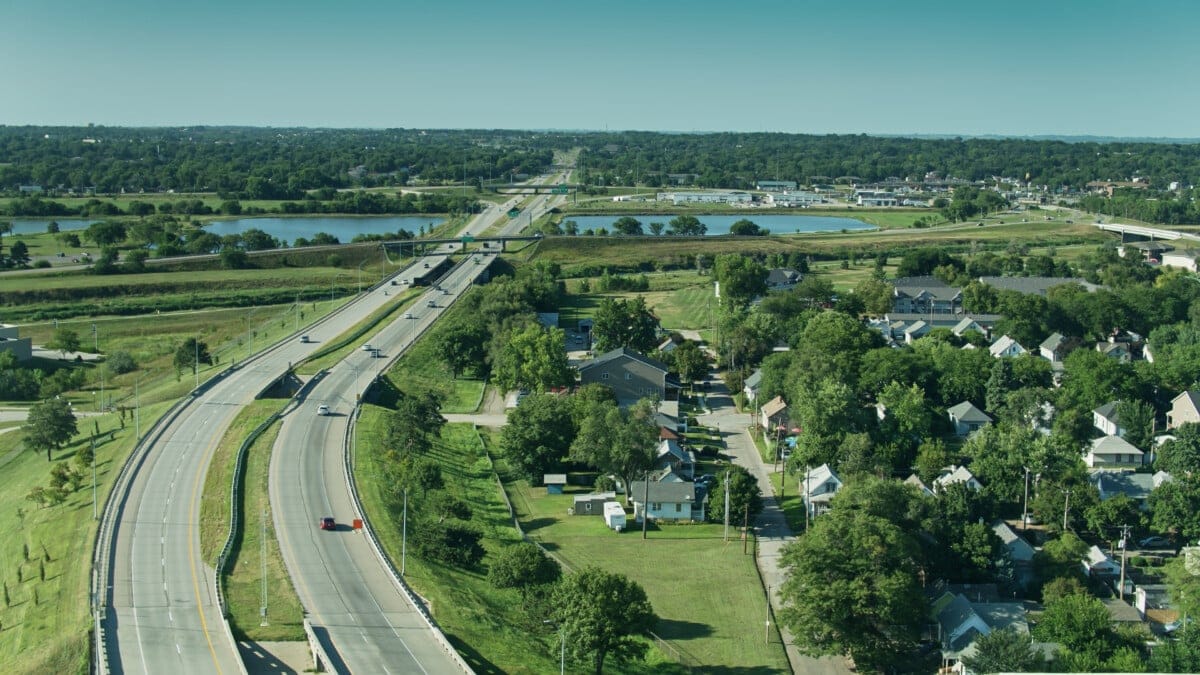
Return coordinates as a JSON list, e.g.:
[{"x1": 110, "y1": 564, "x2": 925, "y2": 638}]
[
  {"x1": 102, "y1": 256, "x2": 449, "y2": 675},
  {"x1": 270, "y1": 254, "x2": 493, "y2": 674}
]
